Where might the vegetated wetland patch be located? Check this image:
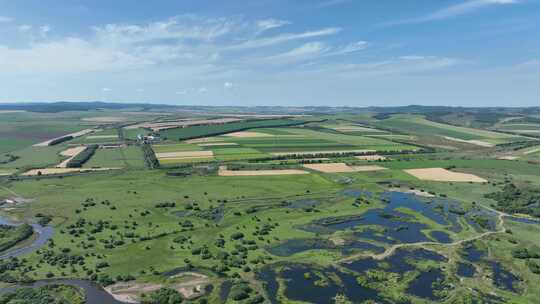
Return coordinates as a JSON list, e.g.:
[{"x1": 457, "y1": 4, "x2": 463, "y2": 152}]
[
  {"x1": 3, "y1": 107, "x2": 540, "y2": 303},
  {"x1": 217, "y1": 166, "x2": 309, "y2": 176}
]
